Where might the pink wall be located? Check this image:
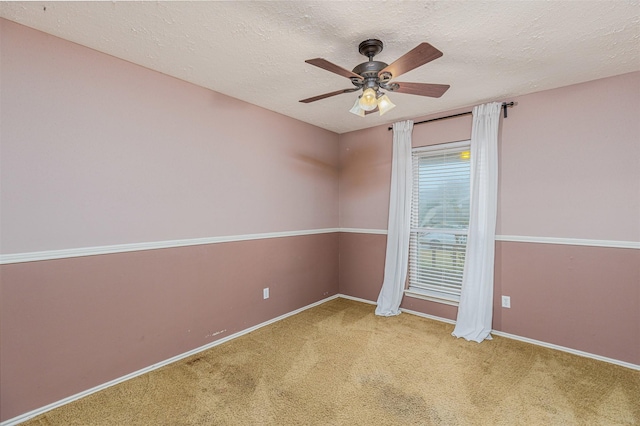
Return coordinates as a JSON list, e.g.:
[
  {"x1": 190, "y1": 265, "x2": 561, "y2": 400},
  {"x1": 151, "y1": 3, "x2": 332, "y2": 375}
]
[
  {"x1": 1, "y1": 234, "x2": 339, "y2": 420},
  {"x1": 338, "y1": 72, "x2": 640, "y2": 365},
  {"x1": 1, "y1": 19, "x2": 339, "y2": 254},
  {"x1": 499, "y1": 71, "x2": 640, "y2": 241},
  {"x1": 338, "y1": 126, "x2": 392, "y2": 230},
  {"x1": 0, "y1": 20, "x2": 340, "y2": 422},
  {"x1": 338, "y1": 232, "x2": 387, "y2": 301},
  {"x1": 497, "y1": 241, "x2": 639, "y2": 363}
]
